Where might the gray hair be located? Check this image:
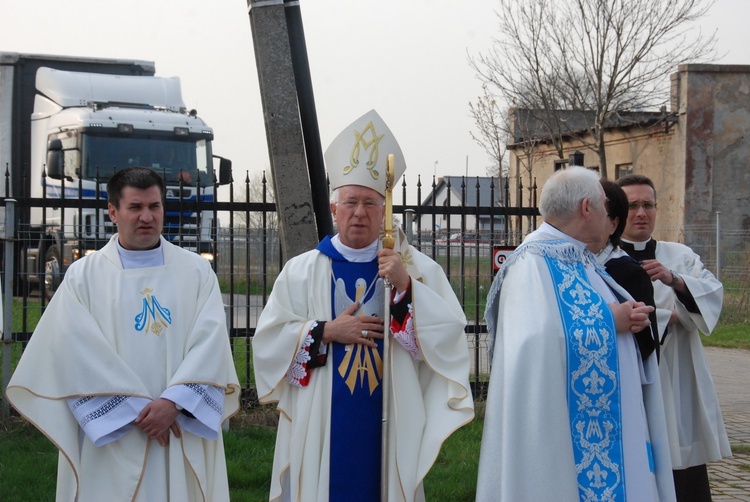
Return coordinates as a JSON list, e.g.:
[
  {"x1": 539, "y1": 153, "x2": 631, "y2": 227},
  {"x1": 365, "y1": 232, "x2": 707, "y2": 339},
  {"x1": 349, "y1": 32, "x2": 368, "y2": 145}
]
[{"x1": 539, "y1": 166, "x2": 604, "y2": 220}]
